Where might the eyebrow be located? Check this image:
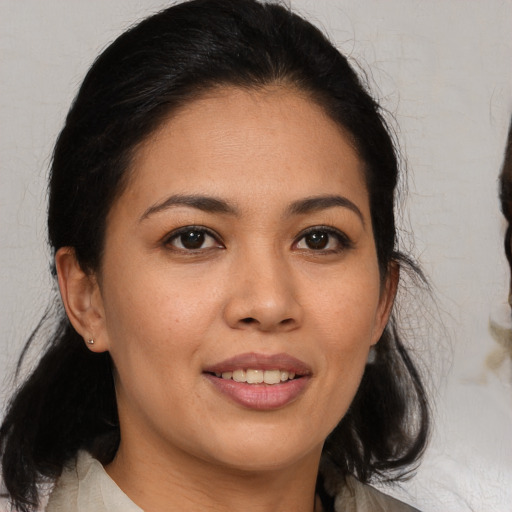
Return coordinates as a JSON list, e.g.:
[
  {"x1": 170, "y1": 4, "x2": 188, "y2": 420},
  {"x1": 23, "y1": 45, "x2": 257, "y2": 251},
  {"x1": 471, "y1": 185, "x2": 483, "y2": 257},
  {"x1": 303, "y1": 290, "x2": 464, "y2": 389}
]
[
  {"x1": 139, "y1": 193, "x2": 364, "y2": 224},
  {"x1": 139, "y1": 194, "x2": 238, "y2": 221},
  {"x1": 287, "y1": 195, "x2": 365, "y2": 225}
]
